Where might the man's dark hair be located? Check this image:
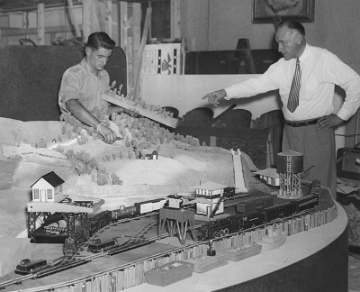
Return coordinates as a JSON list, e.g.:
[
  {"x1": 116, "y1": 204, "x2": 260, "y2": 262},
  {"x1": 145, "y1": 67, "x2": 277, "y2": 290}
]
[
  {"x1": 277, "y1": 20, "x2": 305, "y2": 36},
  {"x1": 86, "y1": 32, "x2": 116, "y2": 50}
]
